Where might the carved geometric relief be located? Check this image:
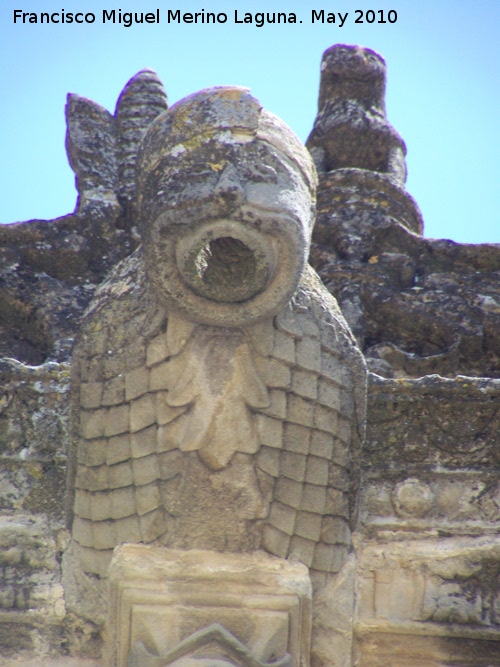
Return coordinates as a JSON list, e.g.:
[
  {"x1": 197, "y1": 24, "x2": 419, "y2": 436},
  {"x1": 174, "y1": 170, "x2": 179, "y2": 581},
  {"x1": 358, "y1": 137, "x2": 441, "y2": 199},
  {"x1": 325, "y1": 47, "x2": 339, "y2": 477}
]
[
  {"x1": 127, "y1": 624, "x2": 292, "y2": 667},
  {"x1": 107, "y1": 545, "x2": 312, "y2": 667},
  {"x1": 356, "y1": 536, "x2": 500, "y2": 638}
]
